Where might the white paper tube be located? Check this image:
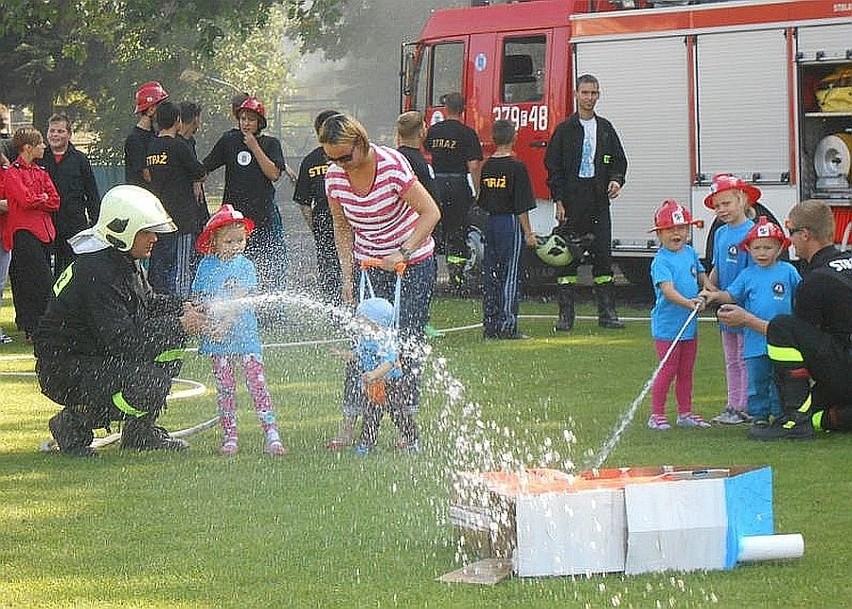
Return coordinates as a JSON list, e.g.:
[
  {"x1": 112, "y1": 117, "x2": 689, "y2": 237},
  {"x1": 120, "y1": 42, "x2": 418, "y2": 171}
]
[{"x1": 738, "y1": 534, "x2": 804, "y2": 562}]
